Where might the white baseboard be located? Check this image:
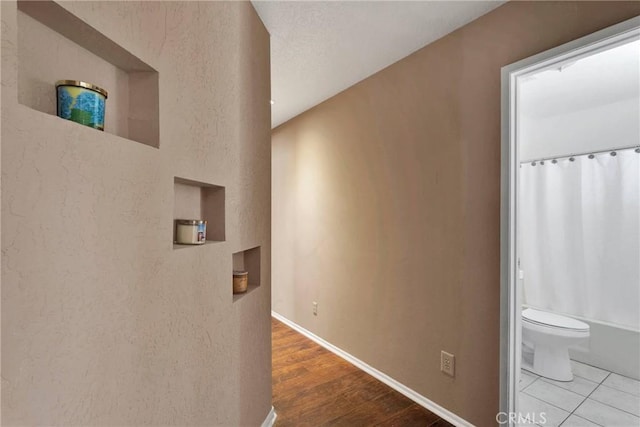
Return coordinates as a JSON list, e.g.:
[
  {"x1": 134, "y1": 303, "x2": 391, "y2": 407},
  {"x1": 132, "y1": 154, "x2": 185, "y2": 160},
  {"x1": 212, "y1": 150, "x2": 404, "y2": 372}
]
[
  {"x1": 261, "y1": 406, "x2": 277, "y2": 427},
  {"x1": 272, "y1": 311, "x2": 474, "y2": 427}
]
